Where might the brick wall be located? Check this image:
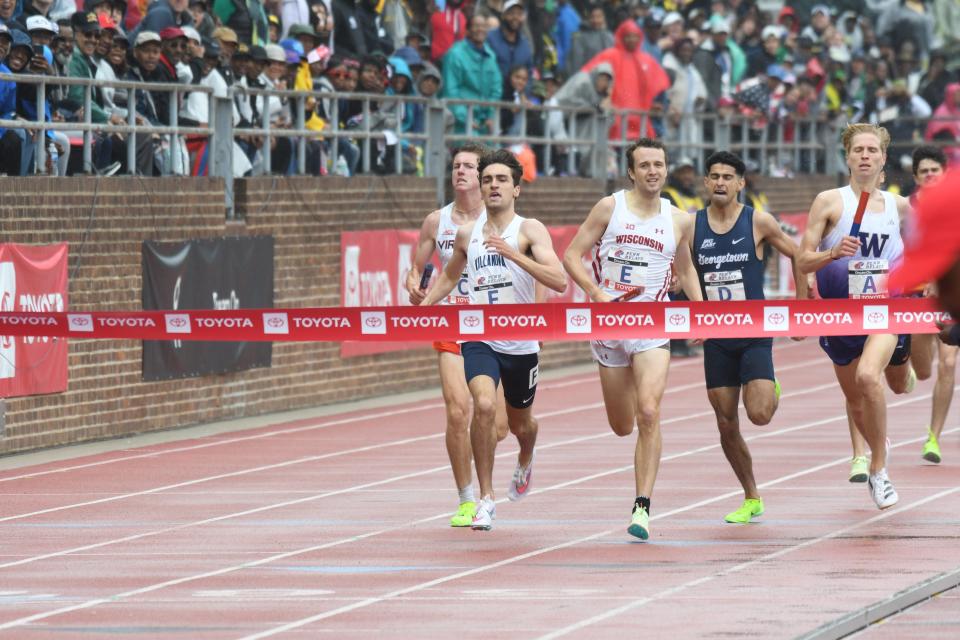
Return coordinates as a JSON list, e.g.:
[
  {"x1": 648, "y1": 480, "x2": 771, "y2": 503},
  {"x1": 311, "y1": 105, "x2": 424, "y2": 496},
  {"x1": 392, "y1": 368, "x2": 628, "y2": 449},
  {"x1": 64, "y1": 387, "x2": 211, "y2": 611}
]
[{"x1": 0, "y1": 174, "x2": 827, "y2": 456}]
